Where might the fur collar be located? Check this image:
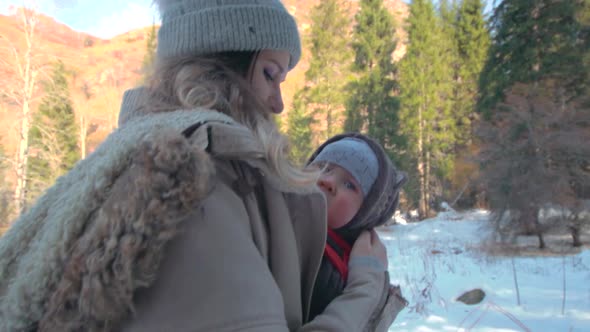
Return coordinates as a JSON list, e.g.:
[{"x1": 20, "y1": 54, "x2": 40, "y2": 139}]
[{"x1": 0, "y1": 109, "x2": 273, "y2": 331}]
